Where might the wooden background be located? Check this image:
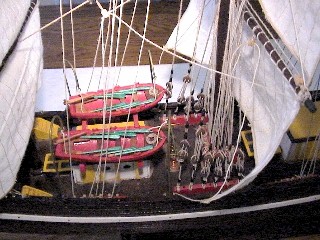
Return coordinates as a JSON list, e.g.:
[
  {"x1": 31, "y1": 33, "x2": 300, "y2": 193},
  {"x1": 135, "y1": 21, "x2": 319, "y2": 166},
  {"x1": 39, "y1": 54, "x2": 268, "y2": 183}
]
[{"x1": 39, "y1": 1, "x2": 189, "y2": 69}]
